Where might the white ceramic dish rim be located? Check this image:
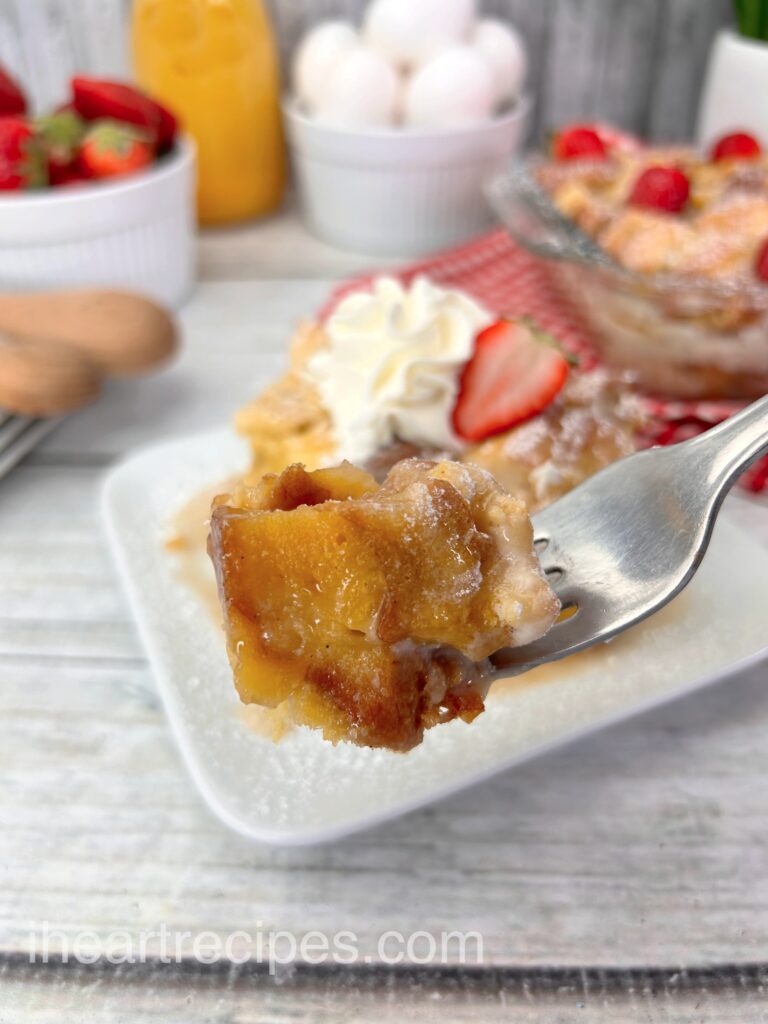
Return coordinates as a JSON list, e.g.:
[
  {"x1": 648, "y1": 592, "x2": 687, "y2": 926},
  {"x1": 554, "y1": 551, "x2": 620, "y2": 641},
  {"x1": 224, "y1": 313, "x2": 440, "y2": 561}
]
[
  {"x1": 282, "y1": 92, "x2": 532, "y2": 142},
  {"x1": 102, "y1": 429, "x2": 768, "y2": 846},
  {"x1": 0, "y1": 134, "x2": 195, "y2": 210}
]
